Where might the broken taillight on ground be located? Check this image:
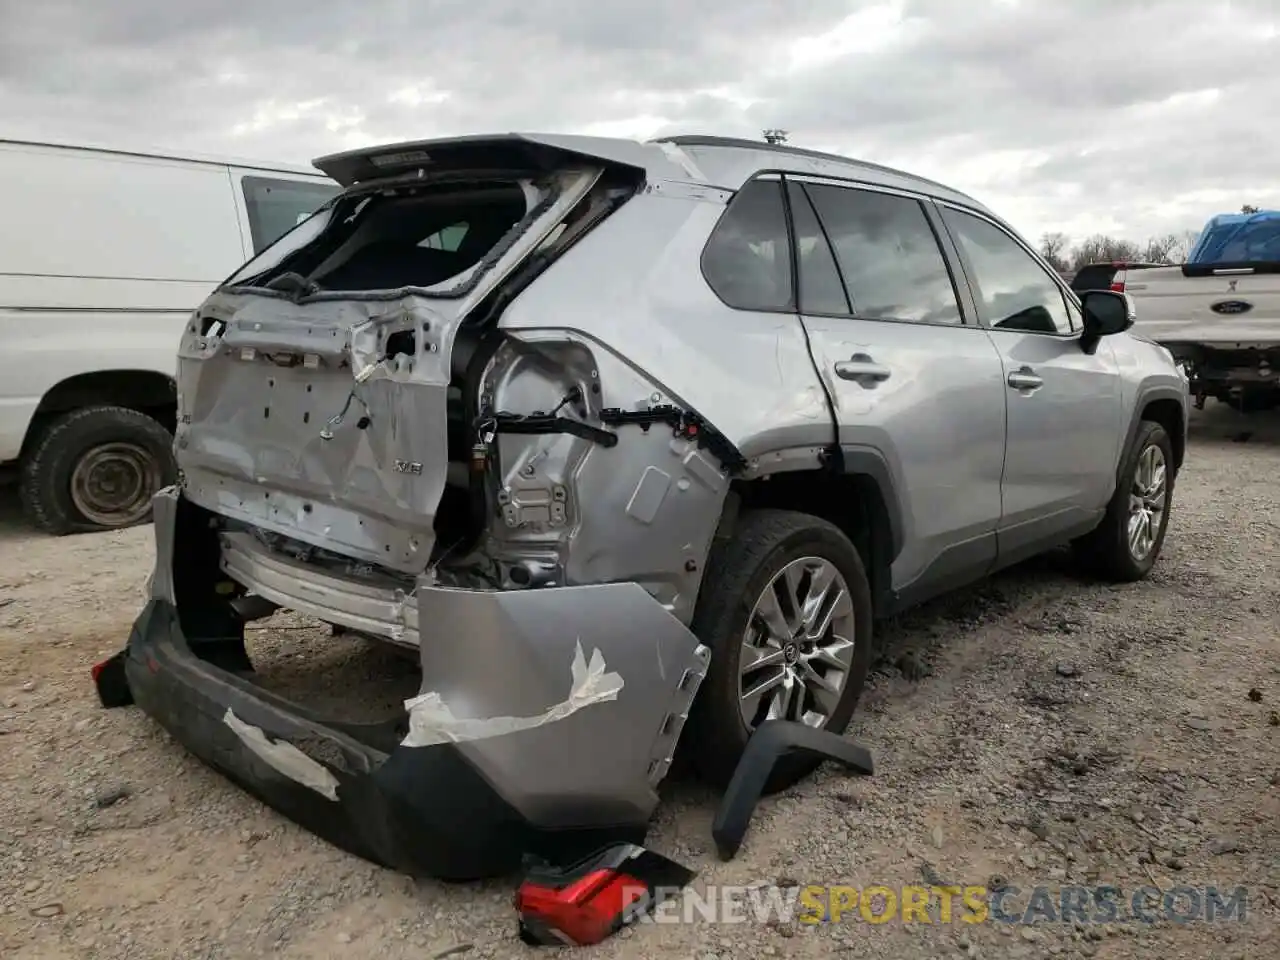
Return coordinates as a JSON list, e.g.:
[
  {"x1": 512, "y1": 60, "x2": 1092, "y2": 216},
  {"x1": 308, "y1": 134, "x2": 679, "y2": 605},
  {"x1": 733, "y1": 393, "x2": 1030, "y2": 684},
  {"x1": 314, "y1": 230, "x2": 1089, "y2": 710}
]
[
  {"x1": 91, "y1": 650, "x2": 132, "y2": 708},
  {"x1": 515, "y1": 843, "x2": 695, "y2": 947}
]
